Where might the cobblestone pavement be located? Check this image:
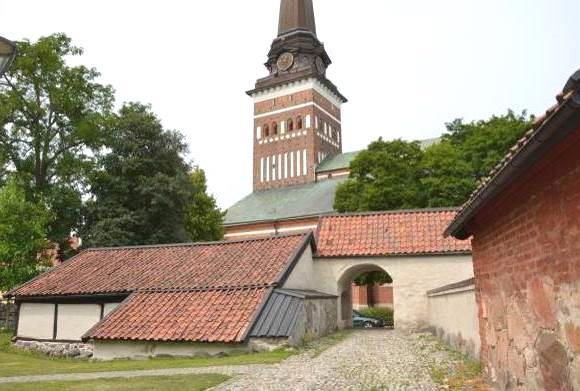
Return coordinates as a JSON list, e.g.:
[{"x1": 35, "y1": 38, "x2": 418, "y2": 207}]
[{"x1": 214, "y1": 329, "x2": 439, "y2": 391}]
